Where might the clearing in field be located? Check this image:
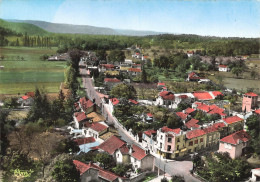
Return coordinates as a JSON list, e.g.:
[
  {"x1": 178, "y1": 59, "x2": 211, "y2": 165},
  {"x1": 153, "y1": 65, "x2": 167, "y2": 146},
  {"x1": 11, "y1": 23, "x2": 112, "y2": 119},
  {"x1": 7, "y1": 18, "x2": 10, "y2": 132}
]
[{"x1": 0, "y1": 47, "x2": 66, "y2": 94}]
